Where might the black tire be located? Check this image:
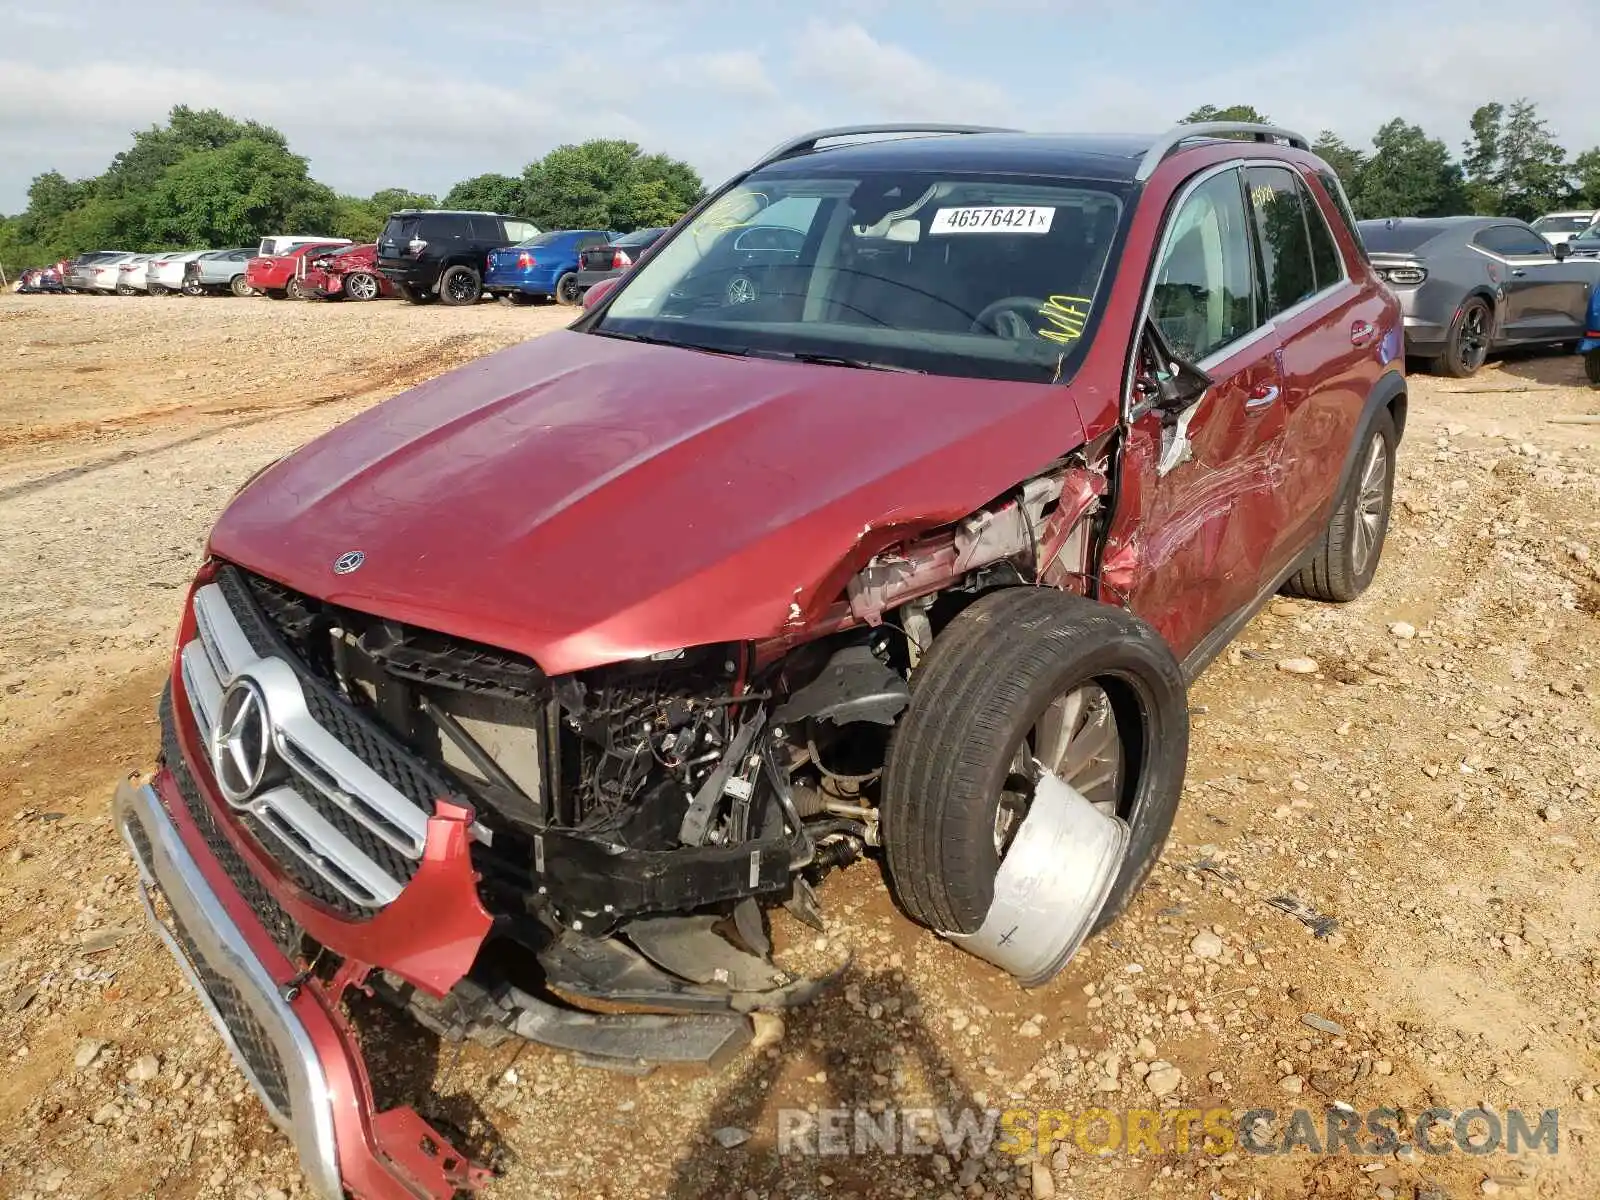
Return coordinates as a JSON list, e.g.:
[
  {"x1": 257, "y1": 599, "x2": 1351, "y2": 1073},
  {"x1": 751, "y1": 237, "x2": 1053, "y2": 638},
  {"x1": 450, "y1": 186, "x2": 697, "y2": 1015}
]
[
  {"x1": 399, "y1": 283, "x2": 437, "y2": 305},
  {"x1": 148, "y1": 283, "x2": 168, "y2": 297},
  {"x1": 1586, "y1": 350, "x2": 1600, "y2": 387},
  {"x1": 555, "y1": 272, "x2": 583, "y2": 306},
  {"x1": 1282, "y1": 407, "x2": 1397, "y2": 603},
  {"x1": 438, "y1": 264, "x2": 481, "y2": 306},
  {"x1": 182, "y1": 280, "x2": 204, "y2": 296},
  {"x1": 1428, "y1": 296, "x2": 1492, "y2": 377},
  {"x1": 882, "y1": 588, "x2": 1189, "y2": 936},
  {"x1": 344, "y1": 272, "x2": 380, "y2": 302},
  {"x1": 503, "y1": 292, "x2": 537, "y2": 306},
  {"x1": 115, "y1": 283, "x2": 138, "y2": 296},
  {"x1": 285, "y1": 277, "x2": 307, "y2": 300},
  {"x1": 229, "y1": 275, "x2": 251, "y2": 297}
]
